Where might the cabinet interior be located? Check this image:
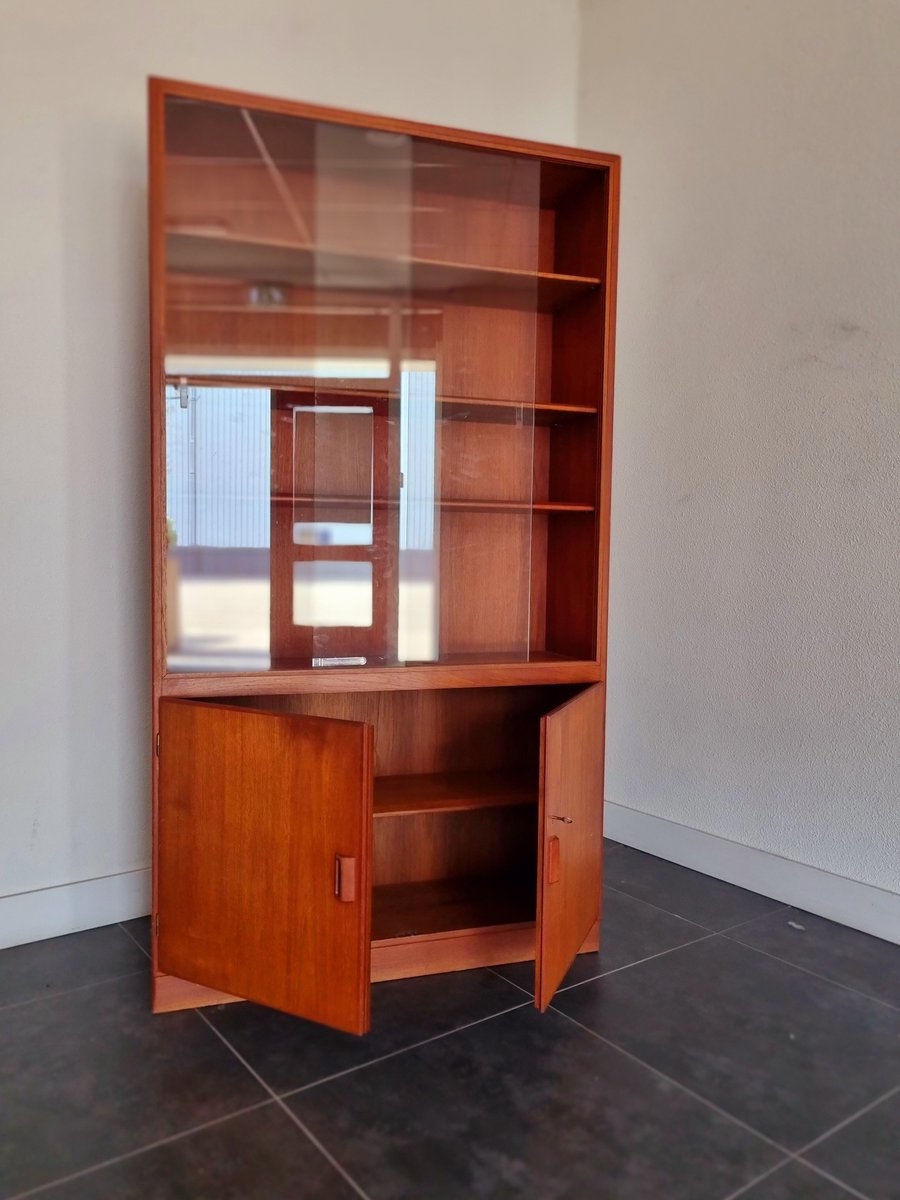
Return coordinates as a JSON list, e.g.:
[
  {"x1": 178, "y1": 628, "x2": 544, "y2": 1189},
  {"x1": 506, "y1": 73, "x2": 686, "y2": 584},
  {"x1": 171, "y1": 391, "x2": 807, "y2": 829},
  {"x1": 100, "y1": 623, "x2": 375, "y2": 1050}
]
[
  {"x1": 162, "y1": 90, "x2": 610, "y2": 675},
  {"x1": 220, "y1": 685, "x2": 580, "y2": 945}
]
